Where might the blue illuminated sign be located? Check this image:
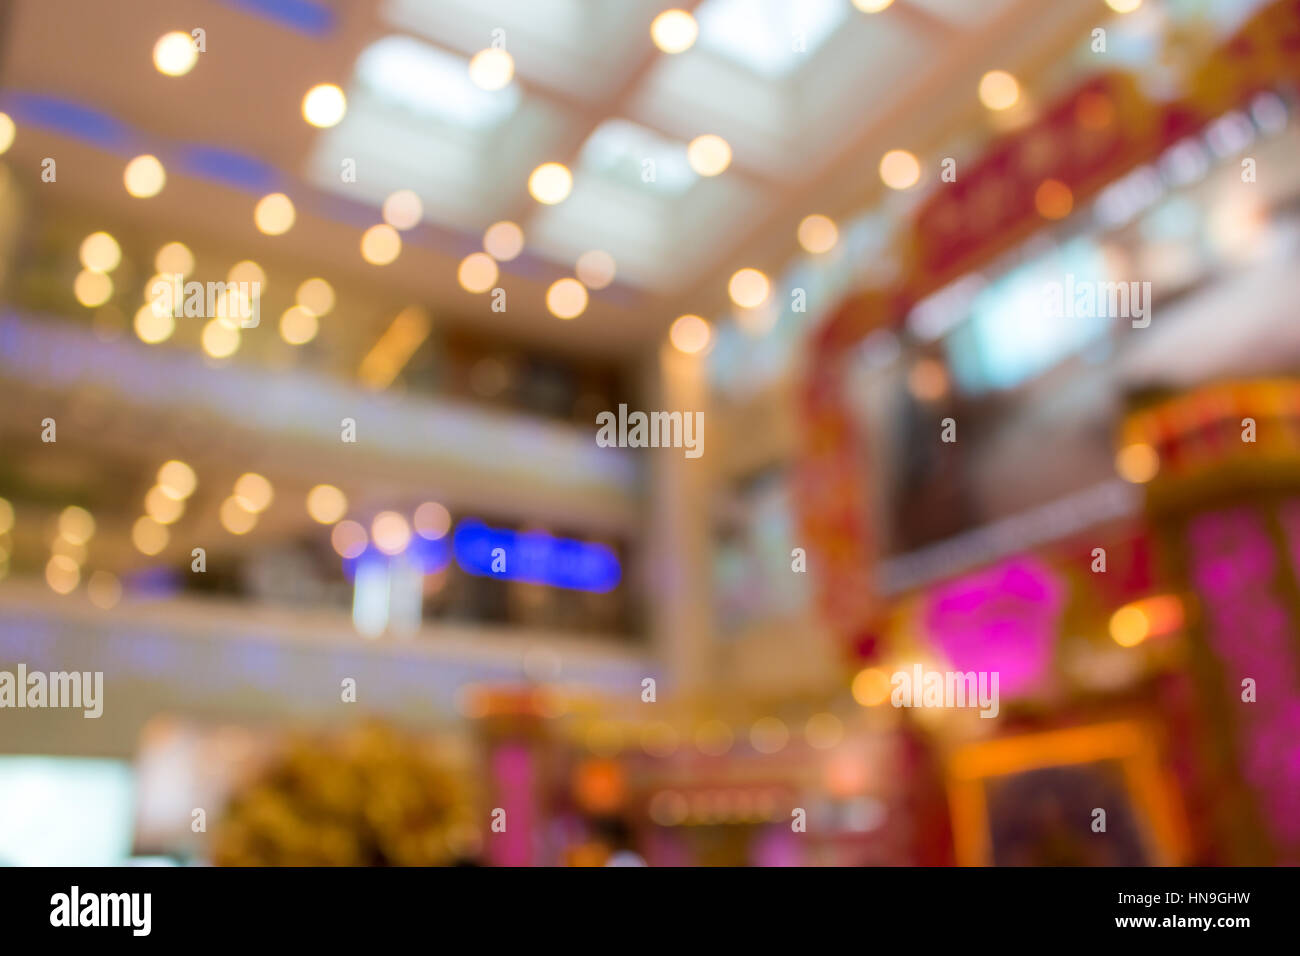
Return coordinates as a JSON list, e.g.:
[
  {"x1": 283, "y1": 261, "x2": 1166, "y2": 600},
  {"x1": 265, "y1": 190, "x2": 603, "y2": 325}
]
[{"x1": 453, "y1": 520, "x2": 621, "y2": 593}]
